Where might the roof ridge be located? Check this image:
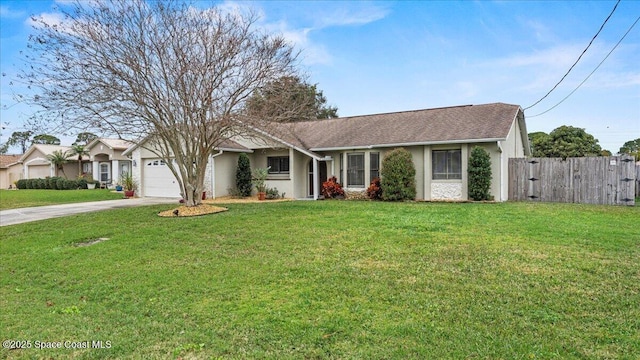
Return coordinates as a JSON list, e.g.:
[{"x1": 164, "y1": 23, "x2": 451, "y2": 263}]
[{"x1": 285, "y1": 102, "x2": 515, "y2": 125}]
